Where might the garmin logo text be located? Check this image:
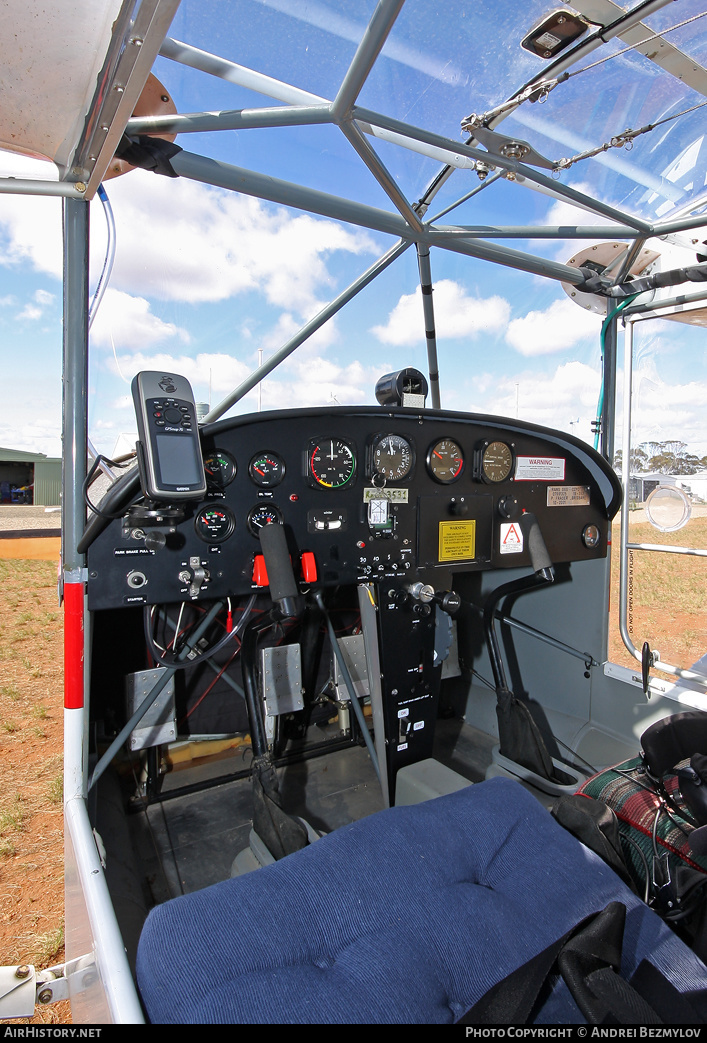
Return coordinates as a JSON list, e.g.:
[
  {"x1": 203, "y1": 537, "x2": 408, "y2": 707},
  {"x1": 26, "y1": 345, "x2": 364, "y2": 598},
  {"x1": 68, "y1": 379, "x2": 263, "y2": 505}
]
[{"x1": 176, "y1": 486, "x2": 189, "y2": 491}]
